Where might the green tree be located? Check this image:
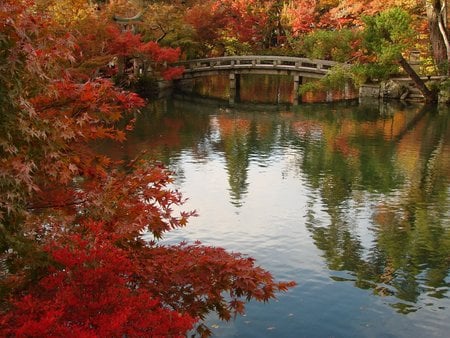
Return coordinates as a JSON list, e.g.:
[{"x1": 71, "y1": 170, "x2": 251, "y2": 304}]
[
  {"x1": 298, "y1": 29, "x2": 360, "y2": 62},
  {"x1": 362, "y1": 7, "x2": 436, "y2": 102}
]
